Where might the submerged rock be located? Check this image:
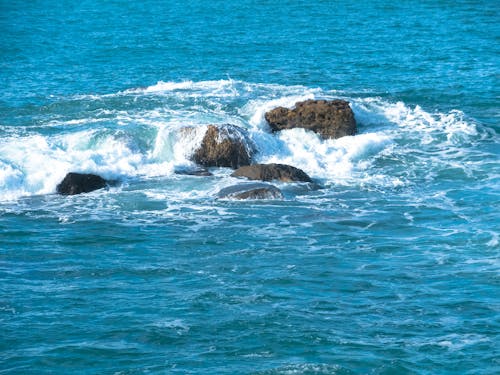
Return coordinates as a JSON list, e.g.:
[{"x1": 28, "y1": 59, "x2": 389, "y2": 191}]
[
  {"x1": 231, "y1": 163, "x2": 312, "y2": 183},
  {"x1": 56, "y1": 172, "x2": 108, "y2": 195},
  {"x1": 217, "y1": 183, "x2": 283, "y2": 200},
  {"x1": 174, "y1": 167, "x2": 213, "y2": 177},
  {"x1": 264, "y1": 99, "x2": 356, "y2": 139},
  {"x1": 193, "y1": 124, "x2": 254, "y2": 169}
]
